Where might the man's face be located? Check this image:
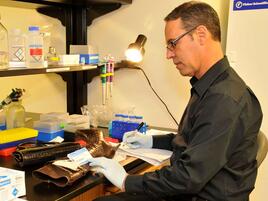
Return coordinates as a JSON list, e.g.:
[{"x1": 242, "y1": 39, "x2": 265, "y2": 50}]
[{"x1": 165, "y1": 19, "x2": 200, "y2": 77}]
